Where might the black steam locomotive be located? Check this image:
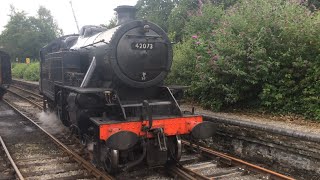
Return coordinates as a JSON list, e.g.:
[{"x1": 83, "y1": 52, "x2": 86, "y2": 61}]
[
  {"x1": 40, "y1": 6, "x2": 213, "y2": 173},
  {"x1": 0, "y1": 50, "x2": 11, "y2": 99}
]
